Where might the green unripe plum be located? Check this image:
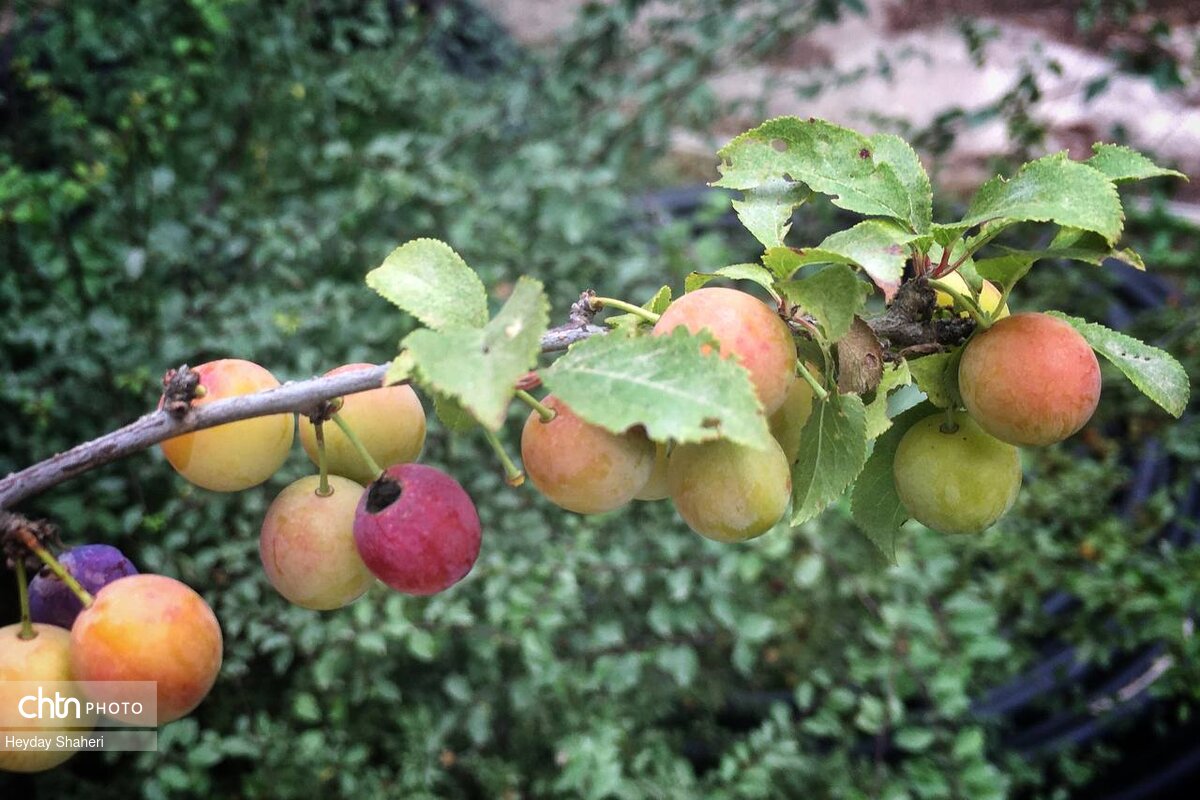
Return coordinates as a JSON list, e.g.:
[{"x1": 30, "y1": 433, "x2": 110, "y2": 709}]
[
  {"x1": 667, "y1": 438, "x2": 791, "y2": 543},
  {"x1": 159, "y1": 359, "x2": 294, "y2": 491},
  {"x1": 652, "y1": 287, "x2": 797, "y2": 414},
  {"x1": 767, "y1": 370, "x2": 818, "y2": 462},
  {"x1": 260, "y1": 475, "x2": 375, "y2": 610},
  {"x1": 893, "y1": 410, "x2": 1022, "y2": 534},
  {"x1": 521, "y1": 396, "x2": 655, "y2": 514},
  {"x1": 958, "y1": 312, "x2": 1100, "y2": 446},
  {"x1": 298, "y1": 363, "x2": 426, "y2": 484},
  {"x1": 634, "y1": 442, "x2": 670, "y2": 501},
  {"x1": 0, "y1": 624, "x2": 94, "y2": 773}
]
